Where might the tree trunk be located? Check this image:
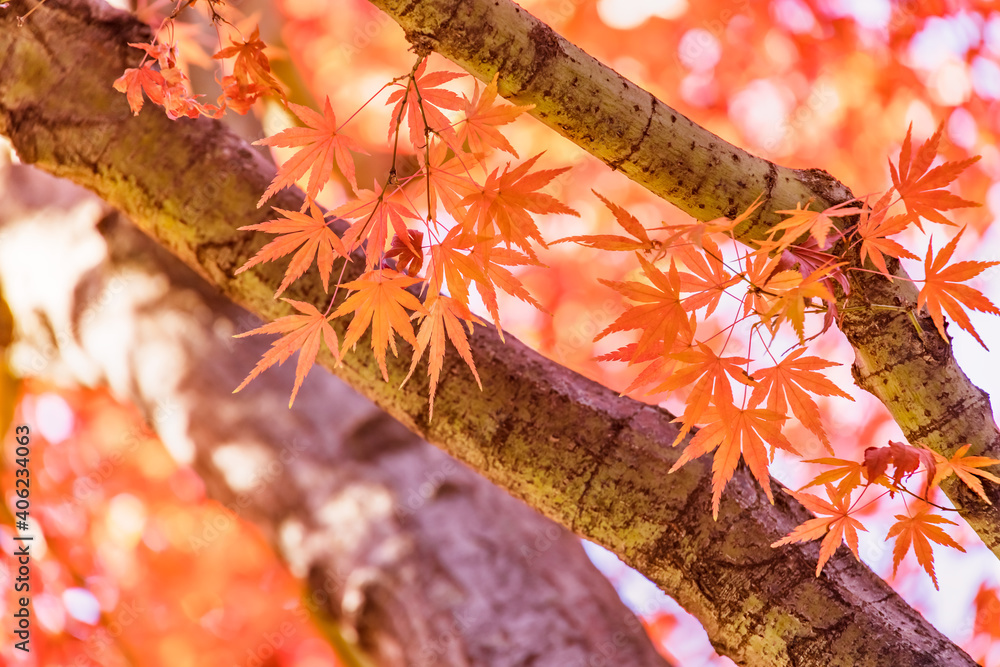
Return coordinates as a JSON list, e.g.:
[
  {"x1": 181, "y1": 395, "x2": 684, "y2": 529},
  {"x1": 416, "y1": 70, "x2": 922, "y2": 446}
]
[
  {"x1": 0, "y1": 158, "x2": 672, "y2": 667},
  {"x1": 0, "y1": 1, "x2": 980, "y2": 665}
]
